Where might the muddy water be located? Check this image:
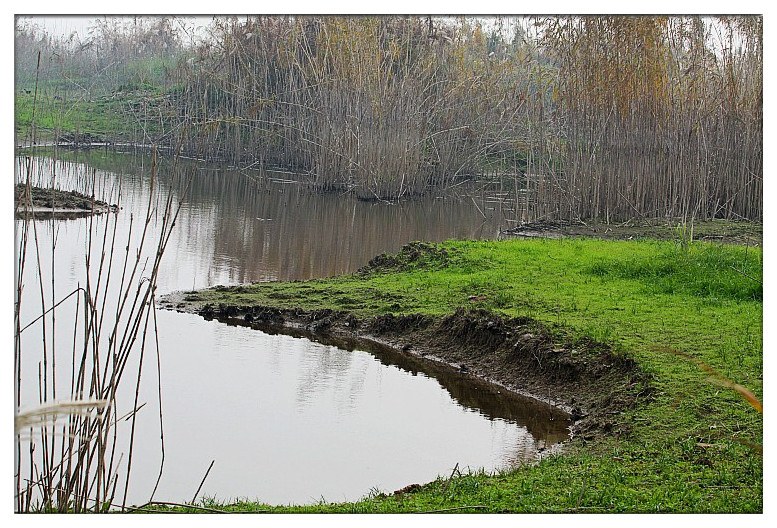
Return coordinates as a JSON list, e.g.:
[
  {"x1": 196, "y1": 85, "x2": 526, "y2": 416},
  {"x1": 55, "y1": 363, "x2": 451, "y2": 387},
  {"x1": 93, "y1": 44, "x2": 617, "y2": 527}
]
[{"x1": 15, "y1": 152, "x2": 569, "y2": 506}]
